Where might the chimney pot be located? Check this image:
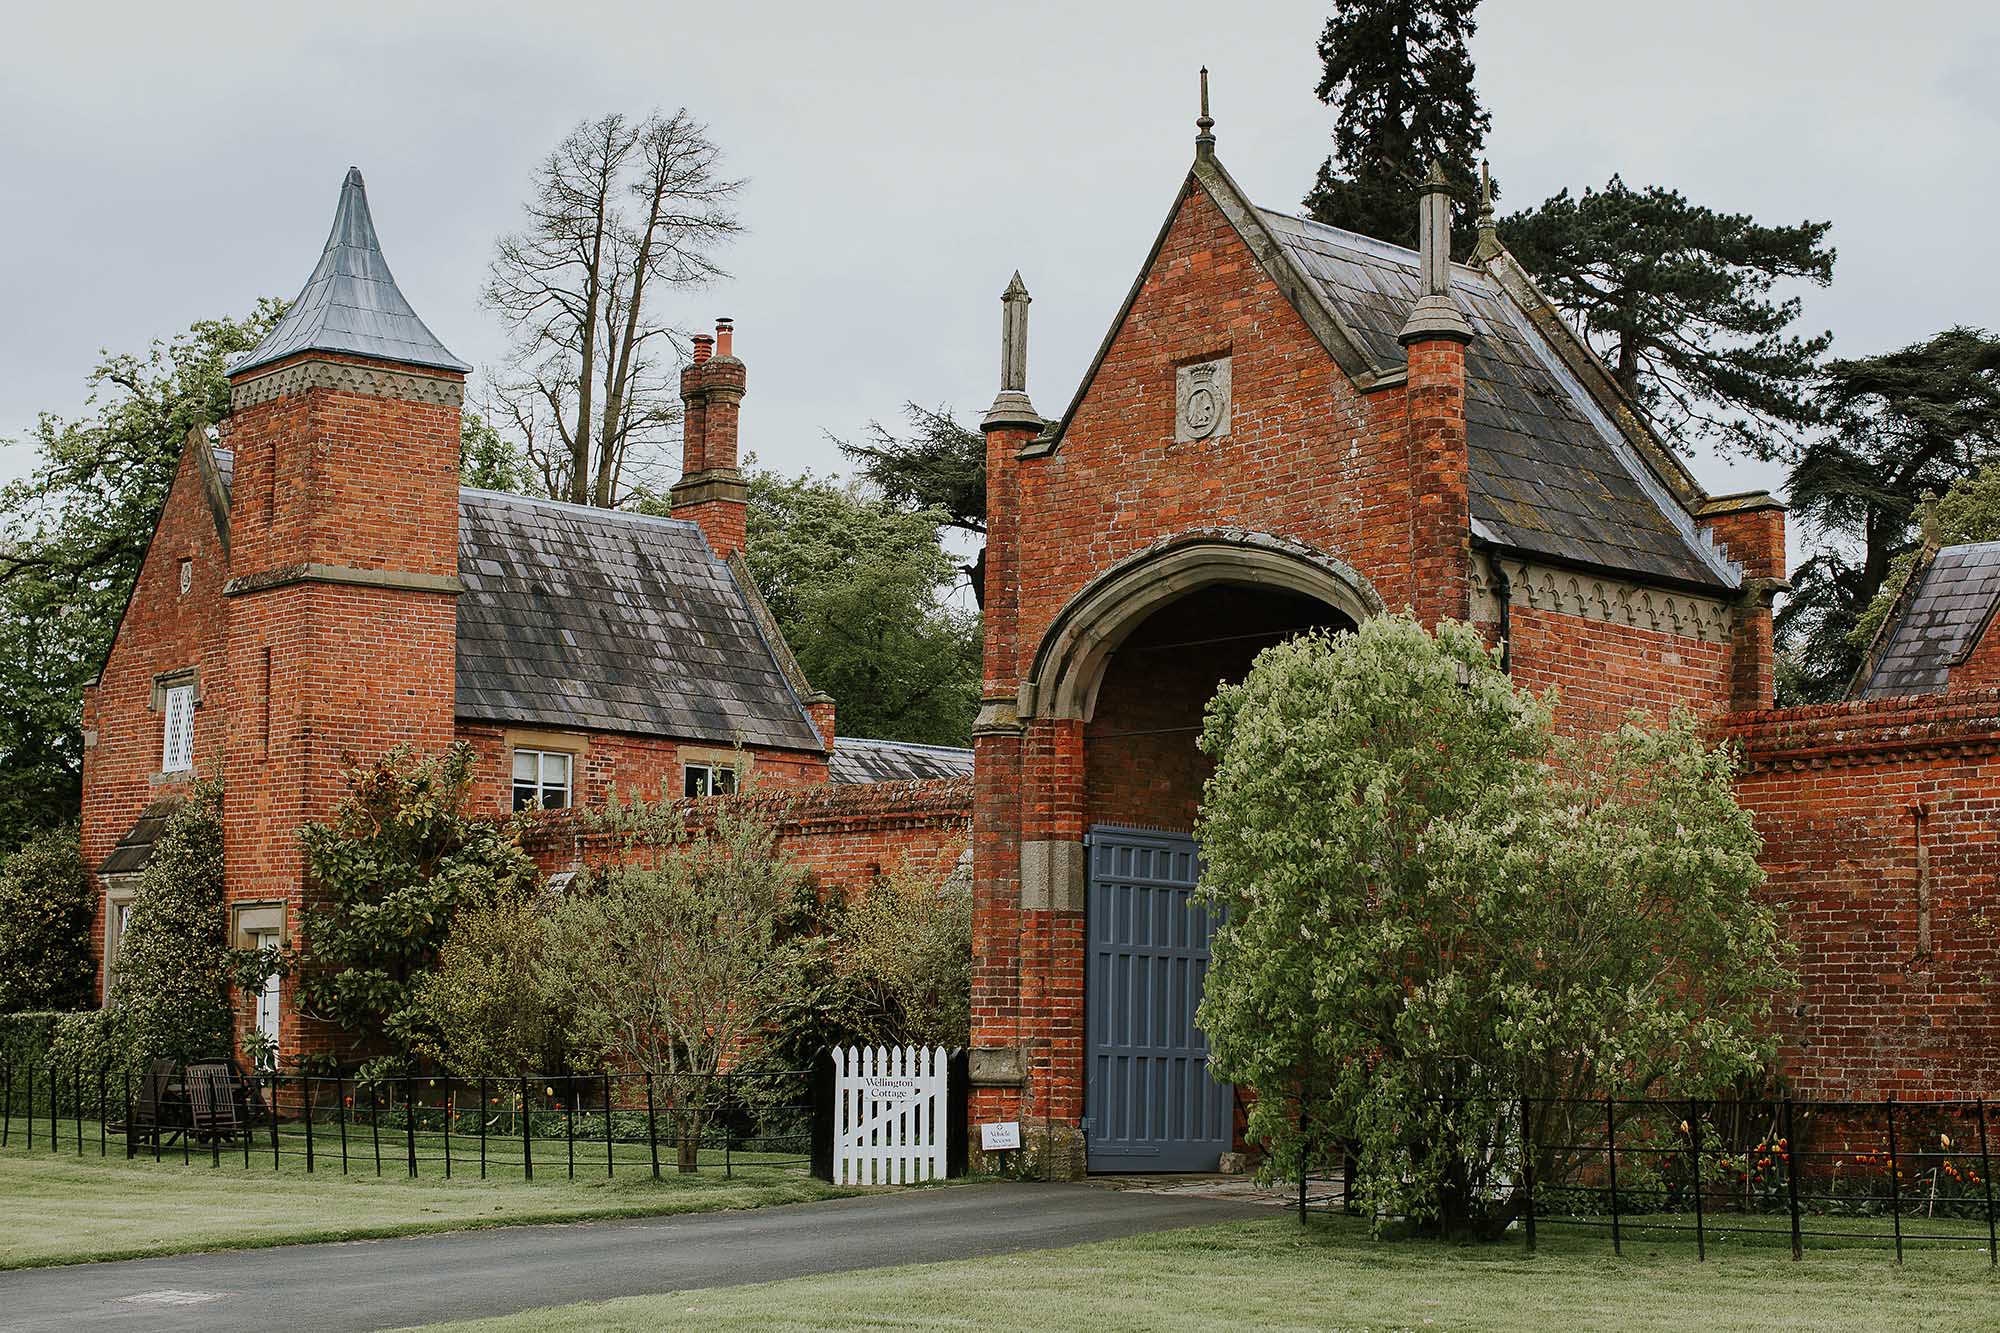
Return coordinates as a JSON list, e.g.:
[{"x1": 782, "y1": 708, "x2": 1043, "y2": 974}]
[
  {"x1": 716, "y1": 318, "x2": 734, "y2": 359},
  {"x1": 692, "y1": 333, "x2": 714, "y2": 365}
]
